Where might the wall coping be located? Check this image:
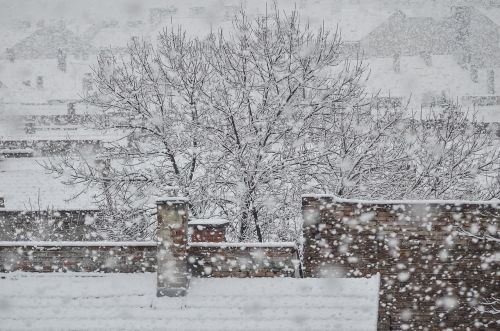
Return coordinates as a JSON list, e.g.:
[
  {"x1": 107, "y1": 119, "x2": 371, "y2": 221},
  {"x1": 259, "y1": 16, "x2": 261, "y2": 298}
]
[
  {"x1": 188, "y1": 242, "x2": 297, "y2": 249},
  {"x1": 156, "y1": 197, "x2": 189, "y2": 203},
  {"x1": 0, "y1": 241, "x2": 158, "y2": 247},
  {"x1": 302, "y1": 194, "x2": 500, "y2": 206},
  {"x1": 189, "y1": 218, "x2": 230, "y2": 226},
  {"x1": 0, "y1": 208, "x2": 100, "y2": 212}
]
